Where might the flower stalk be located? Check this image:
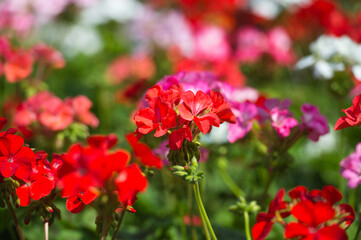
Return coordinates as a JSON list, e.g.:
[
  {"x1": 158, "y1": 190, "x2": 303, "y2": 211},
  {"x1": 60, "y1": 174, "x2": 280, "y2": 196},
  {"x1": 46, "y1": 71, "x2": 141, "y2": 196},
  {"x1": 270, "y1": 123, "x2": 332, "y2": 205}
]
[
  {"x1": 193, "y1": 182, "x2": 217, "y2": 240},
  {"x1": 6, "y1": 198, "x2": 25, "y2": 240}
]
